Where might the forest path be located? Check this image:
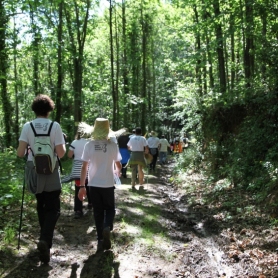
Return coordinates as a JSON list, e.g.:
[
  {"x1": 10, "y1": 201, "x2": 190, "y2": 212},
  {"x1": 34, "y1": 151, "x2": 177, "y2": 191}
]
[{"x1": 1, "y1": 160, "x2": 259, "y2": 278}]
